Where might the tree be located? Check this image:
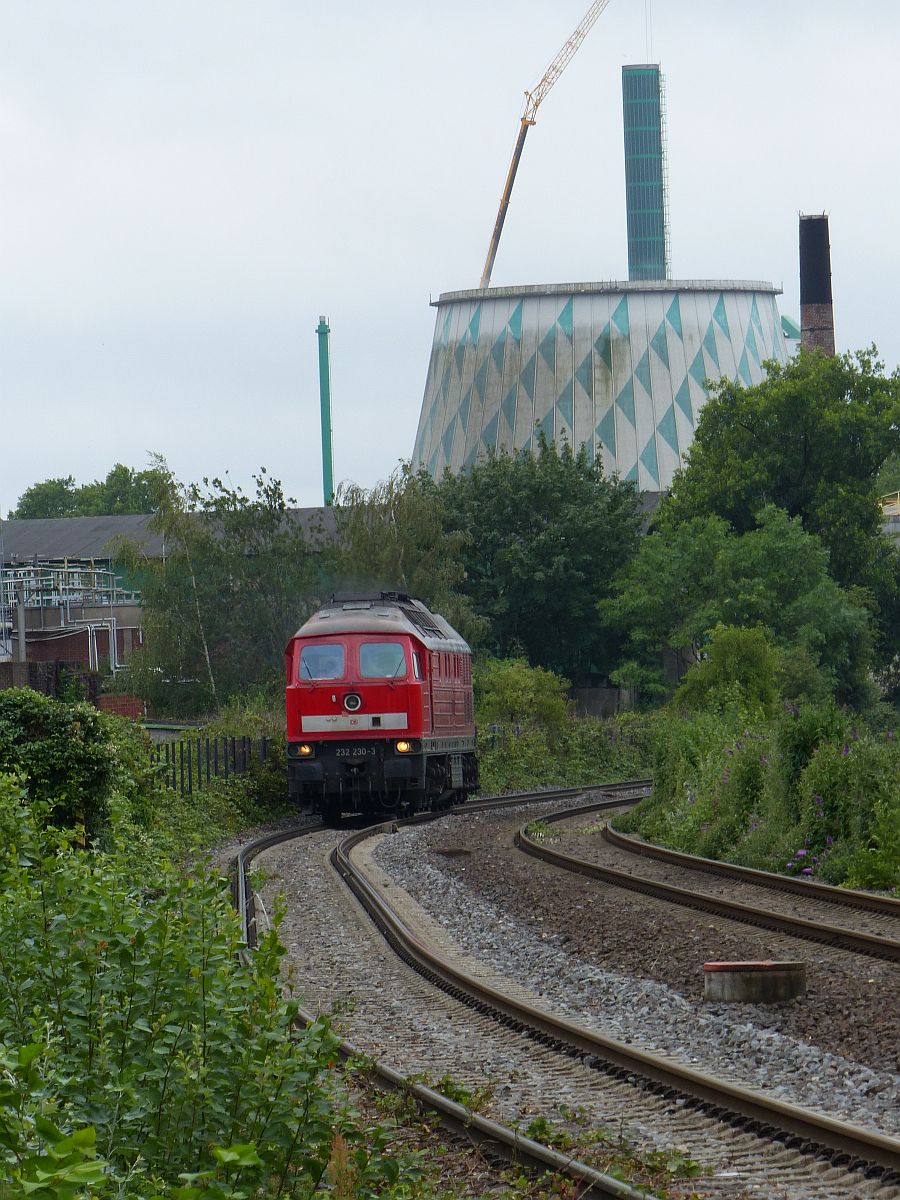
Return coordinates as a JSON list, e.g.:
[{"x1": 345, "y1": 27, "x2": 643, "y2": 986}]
[
  {"x1": 10, "y1": 476, "x2": 77, "y2": 519},
  {"x1": 672, "y1": 624, "x2": 781, "y2": 718},
  {"x1": 474, "y1": 657, "x2": 572, "y2": 731},
  {"x1": 606, "y1": 506, "x2": 872, "y2": 706},
  {"x1": 119, "y1": 460, "x2": 323, "y2": 714},
  {"x1": 330, "y1": 465, "x2": 483, "y2": 645},
  {"x1": 662, "y1": 348, "x2": 900, "y2": 589},
  {"x1": 434, "y1": 438, "x2": 642, "y2": 681},
  {"x1": 10, "y1": 464, "x2": 166, "y2": 519}
]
